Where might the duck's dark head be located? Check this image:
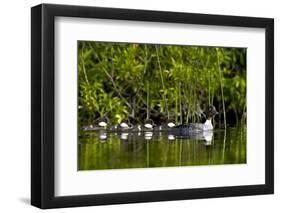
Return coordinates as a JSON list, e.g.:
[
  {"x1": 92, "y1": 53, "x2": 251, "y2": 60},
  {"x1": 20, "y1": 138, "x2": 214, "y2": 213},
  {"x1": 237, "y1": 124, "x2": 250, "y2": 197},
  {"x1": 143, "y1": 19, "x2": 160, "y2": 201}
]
[
  {"x1": 206, "y1": 106, "x2": 218, "y2": 119},
  {"x1": 144, "y1": 119, "x2": 155, "y2": 125}
]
